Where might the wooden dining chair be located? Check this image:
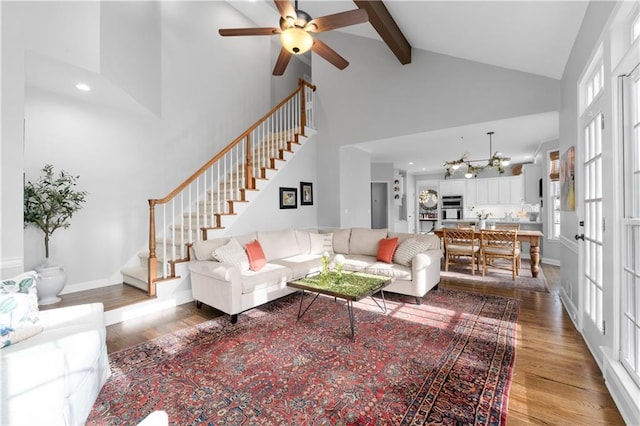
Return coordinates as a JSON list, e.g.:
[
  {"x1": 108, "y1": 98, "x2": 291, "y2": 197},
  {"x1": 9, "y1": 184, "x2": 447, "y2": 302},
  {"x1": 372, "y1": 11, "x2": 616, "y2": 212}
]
[
  {"x1": 495, "y1": 223, "x2": 522, "y2": 270},
  {"x1": 479, "y1": 229, "x2": 520, "y2": 280},
  {"x1": 443, "y1": 227, "x2": 480, "y2": 275}
]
